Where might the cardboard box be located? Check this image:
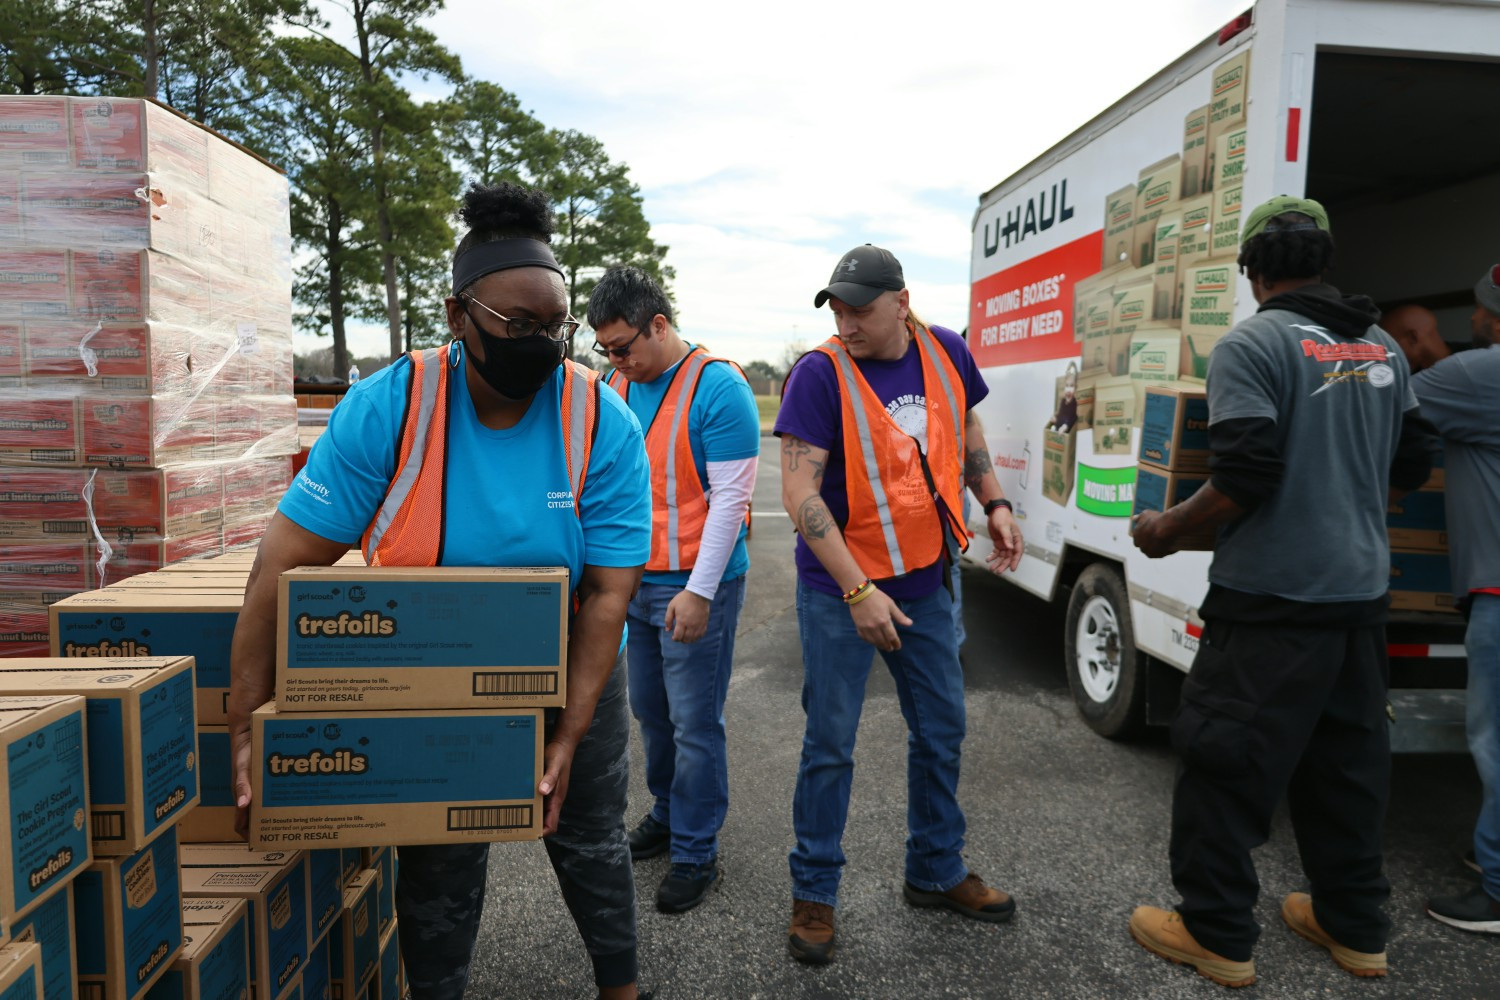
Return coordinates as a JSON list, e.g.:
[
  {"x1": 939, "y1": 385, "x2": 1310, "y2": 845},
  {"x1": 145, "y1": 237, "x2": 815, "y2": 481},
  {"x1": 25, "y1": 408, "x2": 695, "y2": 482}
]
[
  {"x1": 375, "y1": 924, "x2": 398, "y2": 1000},
  {"x1": 73, "y1": 826, "x2": 182, "y2": 1000},
  {"x1": 178, "y1": 728, "x2": 234, "y2": 845},
  {"x1": 1151, "y1": 211, "x2": 1183, "y2": 319},
  {"x1": 1132, "y1": 466, "x2": 1214, "y2": 549},
  {"x1": 0, "y1": 695, "x2": 90, "y2": 925},
  {"x1": 1140, "y1": 385, "x2": 1211, "y2": 472},
  {"x1": 0, "y1": 658, "x2": 197, "y2": 854},
  {"x1": 80, "y1": 395, "x2": 217, "y2": 469},
  {"x1": 1080, "y1": 285, "x2": 1119, "y2": 375},
  {"x1": 8, "y1": 883, "x2": 72, "y2": 1000},
  {"x1": 328, "y1": 873, "x2": 377, "y2": 1000},
  {"x1": 1387, "y1": 489, "x2": 1447, "y2": 553},
  {"x1": 1388, "y1": 551, "x2": 1458, "y2": 614},
  {"x1": 1181, "y1": 104, "x2": 1210, "y2": 198},
  {"x1": 300, "y1": 934, "x2": 328, "y2": 1000},
  {"x1": 1133, "y1": 156, "x2": 1180, "y2": 267},
  {"x1": 0, "y1": 466, "x2": 224, "y2": 541},
  {"x1": 306, "y1": 853, "x2": 341, "y2": 950},
  {"x1": 0, "y1": 942, "x2": 42, "y2": 1000},
  {"x1": 179, "y1": 846, "x2": 308, "y2": 1000},
  {"x1": 145, "y1": 898, "x2": 249, "y2": 1000},
  {"x1": 250, "y1": 702, "x2": 544, "y2": 850},
  {"x1": 275, "y1": 567, "x2": 569, "y2": 712},
  {"x1": 1091, "y1": 377, "x2": 1138, "y2": 457},
  {"x1": 1101, "y1": 185, "x2": 1137, "y2": 269},
  {"x1": 0, "y1": 399, "x2": 79, "y2": 466},
  {"x1": 365, "y1": 852, "x2": 392, "y2": 941},
  {"x1": 1128, "y1": 325, "x2": 1184, "y2": 412},
  {"x1": 1206, "y1": 49, "x2": 1251, "y2": 191},
  {"x1": 0, "y1": 99, "x2": 72, "y2": 169},
  {"x1": 0, "y1": 251, "x2": 69, "y2": 322},
  {"x1": 1181, "y1": 260, "x2": 1238, "y2": 357},
  {"x1": 1040, "y1": 427, "x2": 1077, "y2": 506},
  {"x1": 1109, "y1": 266, "x2": 1159, "y2": 365},
  {"x1": 50, "y1": 591, "x2": 240, "y2": 725},
  {"x1": 1211, "y1": 173, "x2": 1245, "y2": 259}
]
